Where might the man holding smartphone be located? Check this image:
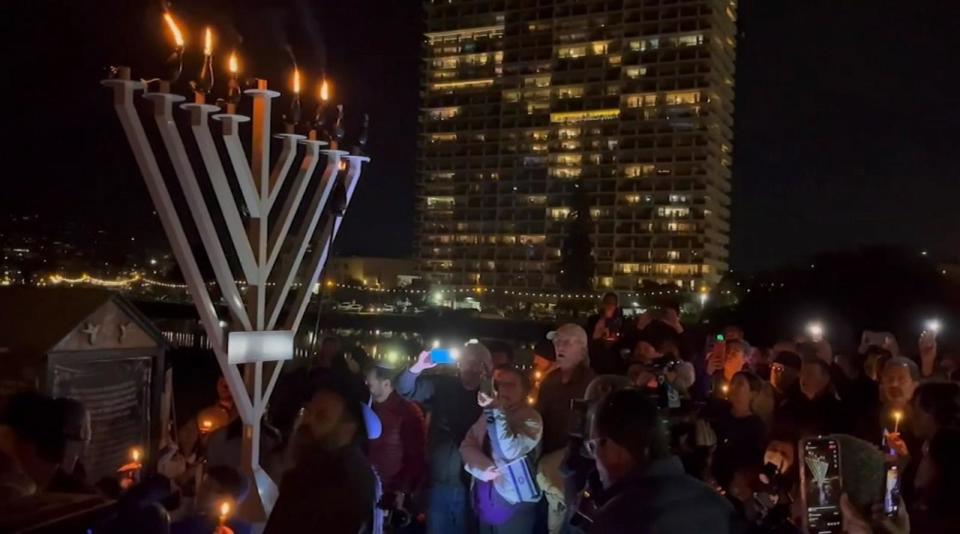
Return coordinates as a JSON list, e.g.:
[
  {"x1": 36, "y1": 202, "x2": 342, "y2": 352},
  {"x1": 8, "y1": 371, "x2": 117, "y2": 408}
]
[{"x1": 396, "y1": 342, "x2": 493, "y2": 534}]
